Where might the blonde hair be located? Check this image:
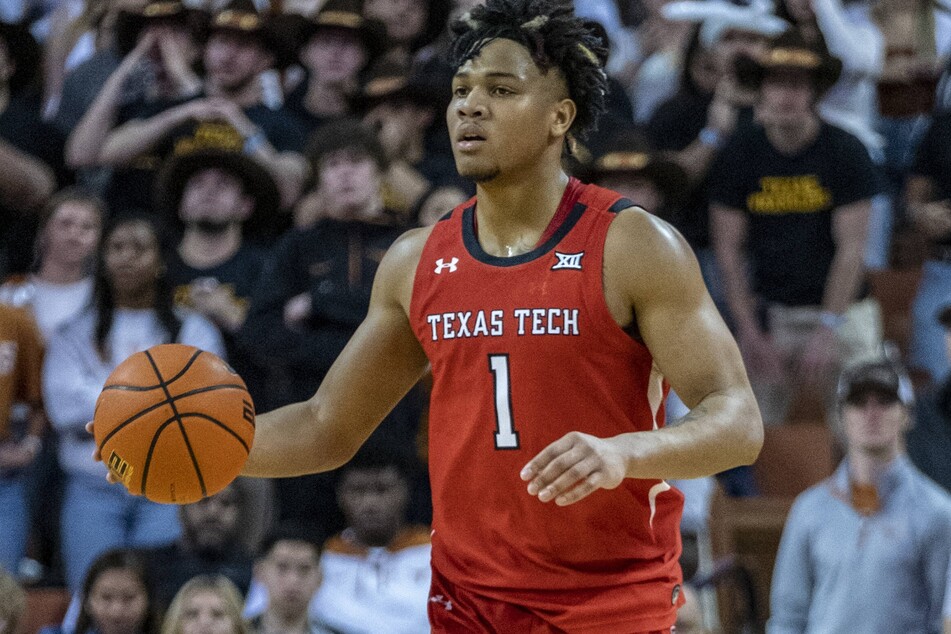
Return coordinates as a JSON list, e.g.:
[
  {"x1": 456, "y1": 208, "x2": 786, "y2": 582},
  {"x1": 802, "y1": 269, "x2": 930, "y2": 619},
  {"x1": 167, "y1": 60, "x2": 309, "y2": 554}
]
[
  {"x1": 0, "y1": 571, "x2": 25, "y2": 634},
  {"x1": 161, "y1": 575, "x2": 246, "y2": 634}
]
